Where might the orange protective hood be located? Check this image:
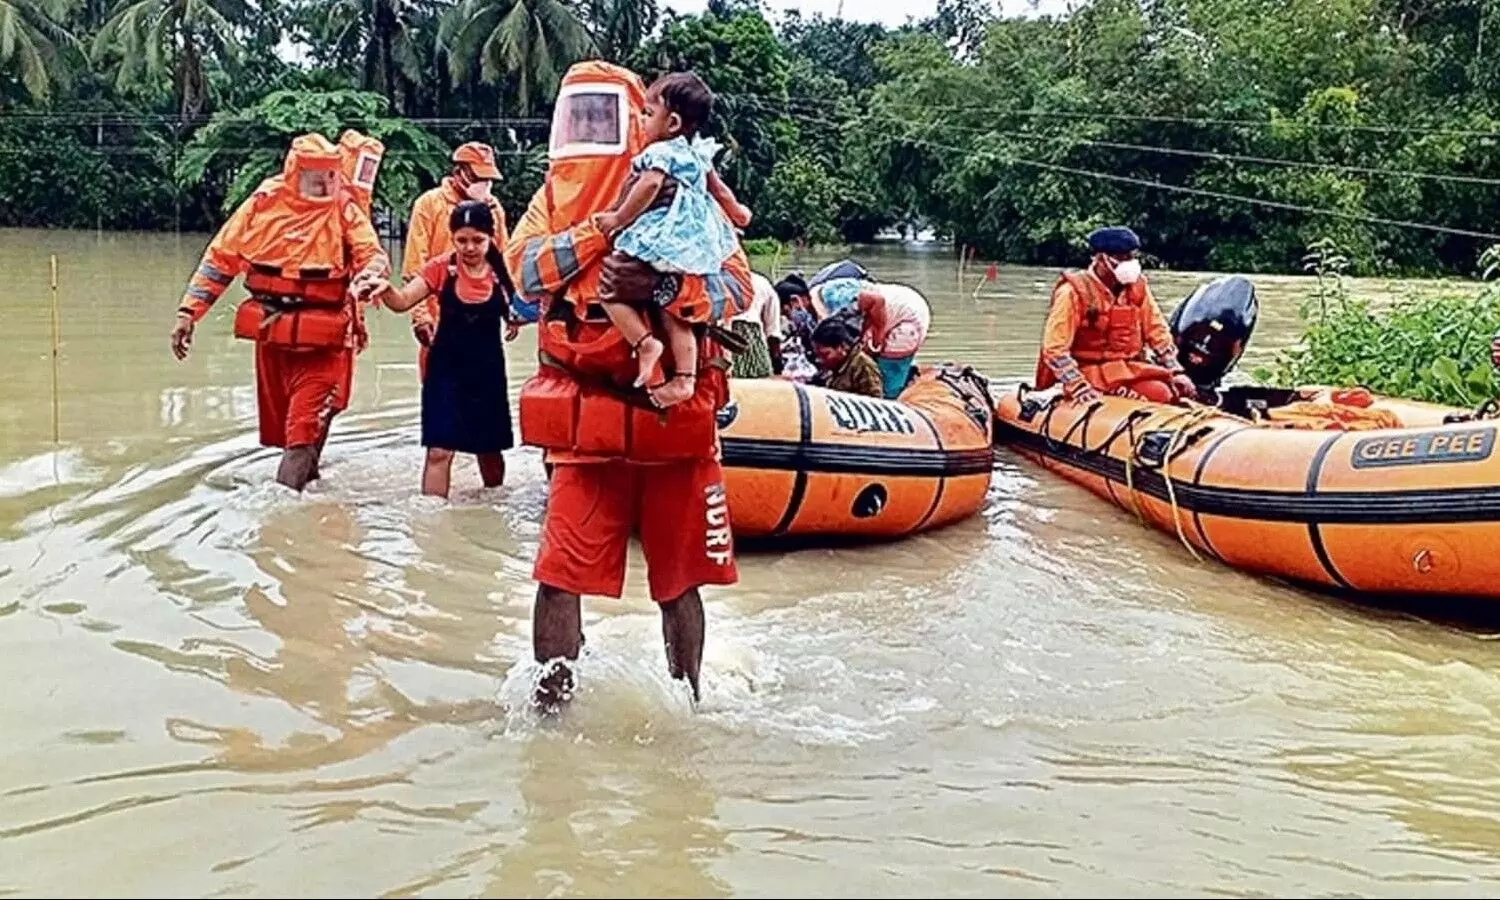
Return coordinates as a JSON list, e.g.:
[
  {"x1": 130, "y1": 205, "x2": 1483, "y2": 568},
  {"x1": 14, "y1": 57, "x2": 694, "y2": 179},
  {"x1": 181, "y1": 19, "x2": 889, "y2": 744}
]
[
  {"x1": 545, "y1": 60, "x2": 648, "y2": 229},
  {"x1": 234, "y1": 133, "x2": 352, "y2": 276},
  {"x1": 338, "y1": 129, "x2": 385, "y2": 217}
]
